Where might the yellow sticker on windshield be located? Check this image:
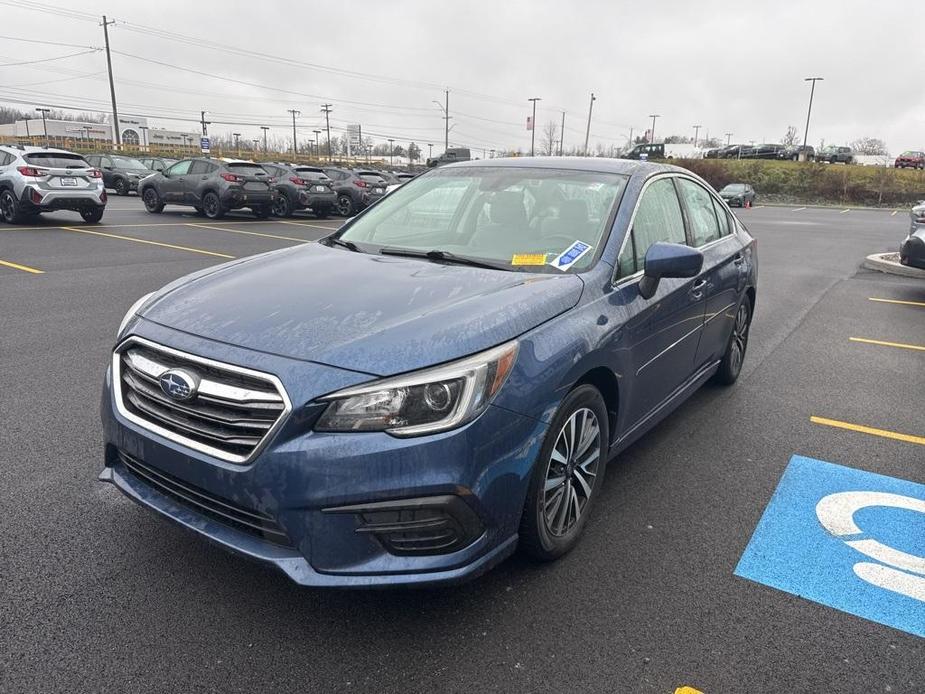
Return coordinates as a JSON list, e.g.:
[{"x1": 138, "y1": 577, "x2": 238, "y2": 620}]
[{"x1": 511, "y1": 253, "x2": 548, "y2": 266}]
